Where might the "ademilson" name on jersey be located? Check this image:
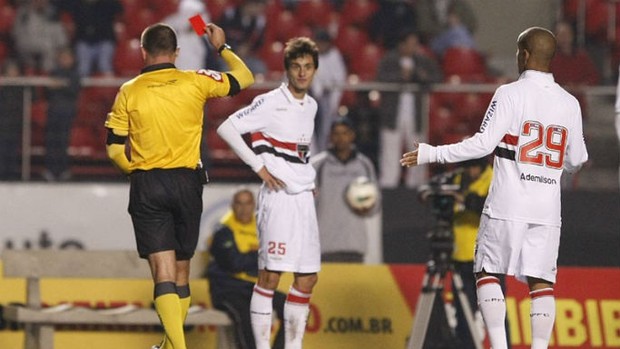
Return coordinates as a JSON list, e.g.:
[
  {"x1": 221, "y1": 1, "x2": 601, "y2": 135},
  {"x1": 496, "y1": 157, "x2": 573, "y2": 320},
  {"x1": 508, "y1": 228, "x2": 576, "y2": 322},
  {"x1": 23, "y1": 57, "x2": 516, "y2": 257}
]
[{"x1": 520, "y1": 172, "x2": 558, "y2": 185}]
